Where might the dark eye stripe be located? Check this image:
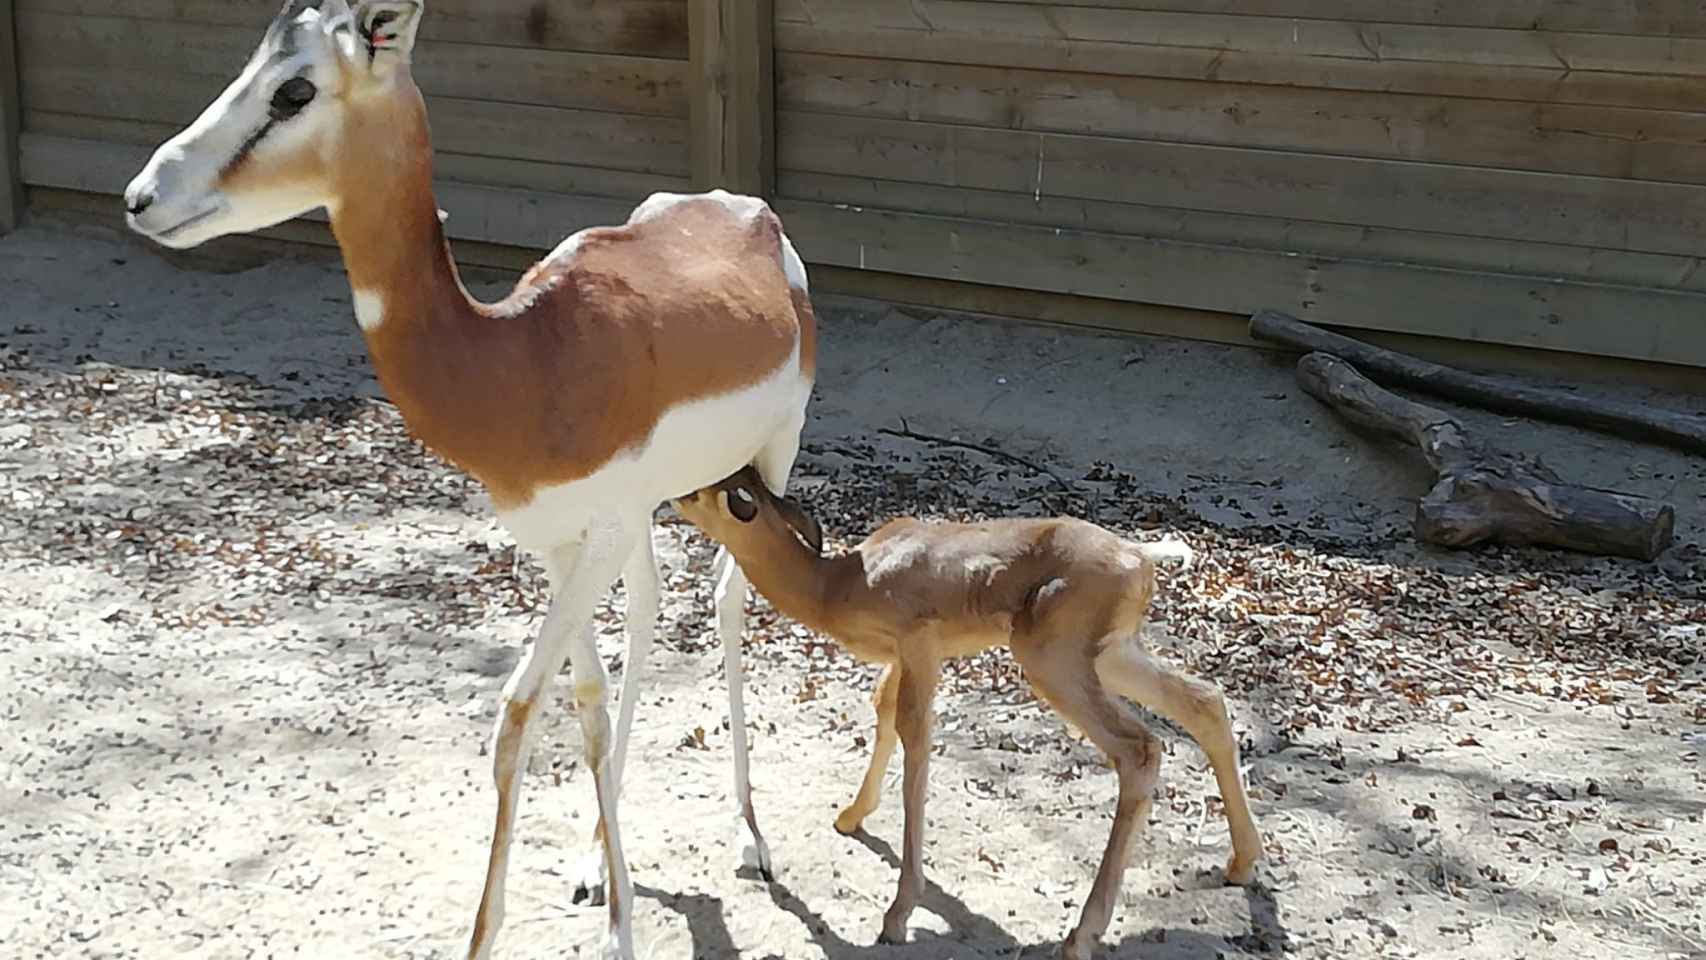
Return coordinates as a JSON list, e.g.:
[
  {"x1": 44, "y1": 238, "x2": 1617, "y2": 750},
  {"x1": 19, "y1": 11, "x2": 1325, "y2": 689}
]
[{"x1": 223, "y1": 75, "x2": 315, "y2": 176}]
